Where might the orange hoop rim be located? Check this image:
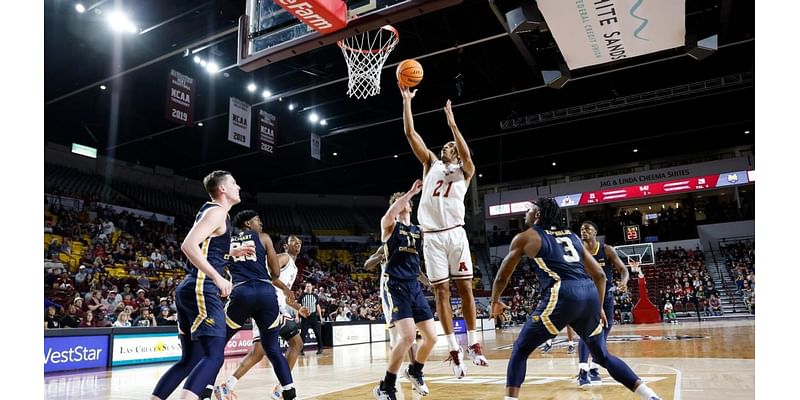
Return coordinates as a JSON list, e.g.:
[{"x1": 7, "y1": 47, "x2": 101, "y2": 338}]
[{"x1": 337, "y1": 25, "x2": 399, "y2": 55}]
